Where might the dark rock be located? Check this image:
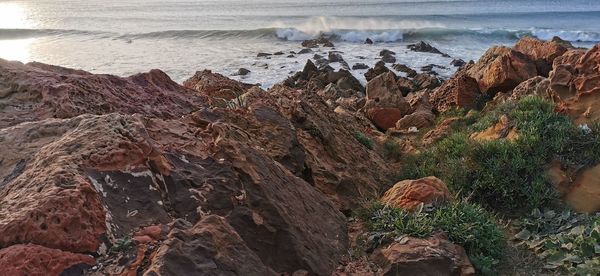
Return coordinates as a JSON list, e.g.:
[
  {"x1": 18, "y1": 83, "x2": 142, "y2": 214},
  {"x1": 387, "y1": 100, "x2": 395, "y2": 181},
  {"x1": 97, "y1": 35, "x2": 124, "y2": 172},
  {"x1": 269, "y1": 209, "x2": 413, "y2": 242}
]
[
  {"x1": 379, "y1": 49, "x2": 396, "y2": 56},
  {"x1": 413, "y1": 73, "x2": 442, "y2": 90},
  {"x1": 365, "y1": 38, "x2": 374, "y2": 44},
  {"x1": 450, "y1": 59, "x2": 466, "y2": 67},
  {"x1": 328, "y1": 51, "x2": 344, "y2": 63},
  {"x1": 352, "y1": 63, "x2": 370, "y2": 70},
  {"x1": 392, "y1": 64, "x2": 418, "y2": 78},
  {"x1": 274, "y1": 51, "x2": 285, "y2": 56},
  {"x1": 364, "y1": 61, "x2": 390, "y2": 82},
  {"x1": 298, "y1": 48, "x2": 313, "y2": 54},
  {"x1": 234, "y1": 68, "x2": 251, "y2": 76},
  {"x1": 257, "y1": 52, "x2": 272, "y2": 57},
  {"x1": 381, "y1": 54, "x2": 396, "y2": 64},
  {"x1": 407, "y1": 41, "x2": 450, "y2": 57}
]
